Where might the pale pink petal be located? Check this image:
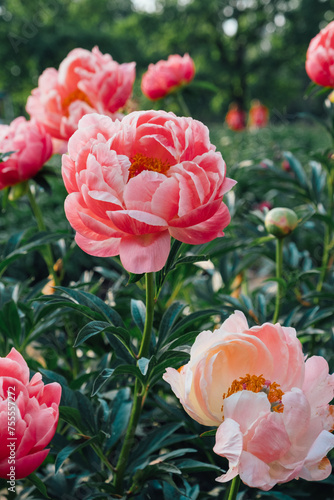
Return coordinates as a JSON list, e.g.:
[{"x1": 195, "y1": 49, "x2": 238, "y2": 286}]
[
  {"x1": 220, "y1": 310, "x2": 249, "y2": 334},
  {"x1": 238, "y1": 451, "x2": 273, "y2": 490},
  {"x1": 303, "y1": 356, "x2": 334, "y2": 410},
  {"x1": 222, "y1": 391, "x2": 270, "y2": 434},
  {"x1": 213, "y1": 418, "x2": 243, "y2": 466}
]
